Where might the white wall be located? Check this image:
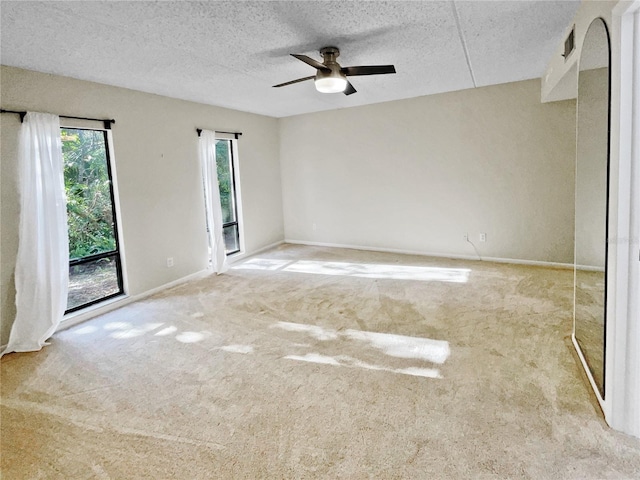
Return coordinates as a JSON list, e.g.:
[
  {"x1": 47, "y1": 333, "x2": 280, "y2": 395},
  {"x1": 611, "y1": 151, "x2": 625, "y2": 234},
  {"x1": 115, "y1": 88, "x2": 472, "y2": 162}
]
[
  {"x1": 280, "y1": 78, "x2": 576, "y2": 264},
  {"x1": 0, "y1": 66, "x2": 284, "y2": 345},
  {"x1": 542, "y1": 1, "x2": 614, "y2": 102}
]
